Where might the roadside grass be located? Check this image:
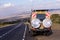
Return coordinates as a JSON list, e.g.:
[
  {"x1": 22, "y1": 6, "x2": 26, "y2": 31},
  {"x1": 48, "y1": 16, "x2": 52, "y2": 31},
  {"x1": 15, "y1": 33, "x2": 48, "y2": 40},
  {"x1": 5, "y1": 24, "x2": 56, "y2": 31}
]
[
  {"x1": 0, "y1": 18, "x2": 29, "y2": 28},
  {"x1": 0, "y1": 24, "x2": 16, "y2": 28},
  {"x1": 51, "y1": 14, "x2": 60, "y2": 24},
  {"x1": 0, "y1": 20, "x2": 21, "y2": 28}
]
